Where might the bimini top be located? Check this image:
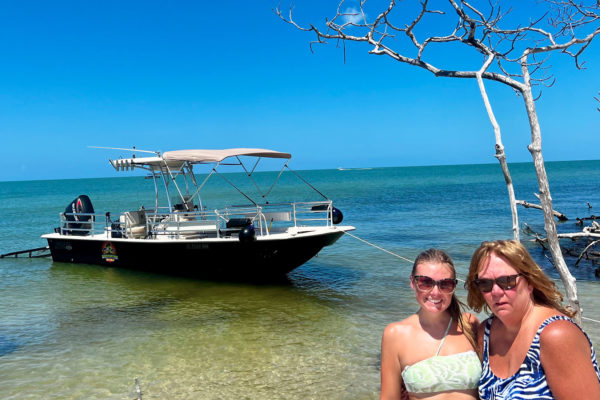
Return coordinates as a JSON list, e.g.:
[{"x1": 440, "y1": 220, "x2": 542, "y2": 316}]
[
  {"x1": 110, "y1": 148, "x2": 292, "y2": 171},
  {"x1": 163, "y1": 148, "x2": 291, "y2": 163}
]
